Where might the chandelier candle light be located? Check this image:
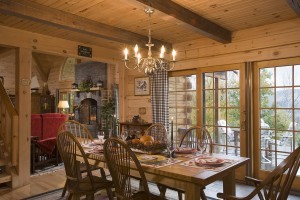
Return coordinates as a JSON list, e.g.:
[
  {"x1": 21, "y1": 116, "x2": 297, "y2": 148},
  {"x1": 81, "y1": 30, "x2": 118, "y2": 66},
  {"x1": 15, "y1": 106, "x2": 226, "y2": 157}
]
[{"x1": 123, "y1": 7, "x2": 176, "y2": 75}]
